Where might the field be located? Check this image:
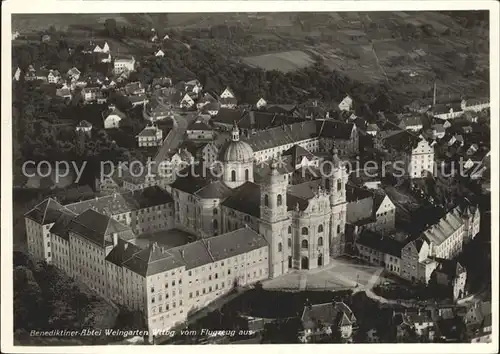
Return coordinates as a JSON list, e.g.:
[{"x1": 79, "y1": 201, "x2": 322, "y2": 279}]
[{"x1": 242, "y1": 50, "x2": 315, "y2": 72}]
